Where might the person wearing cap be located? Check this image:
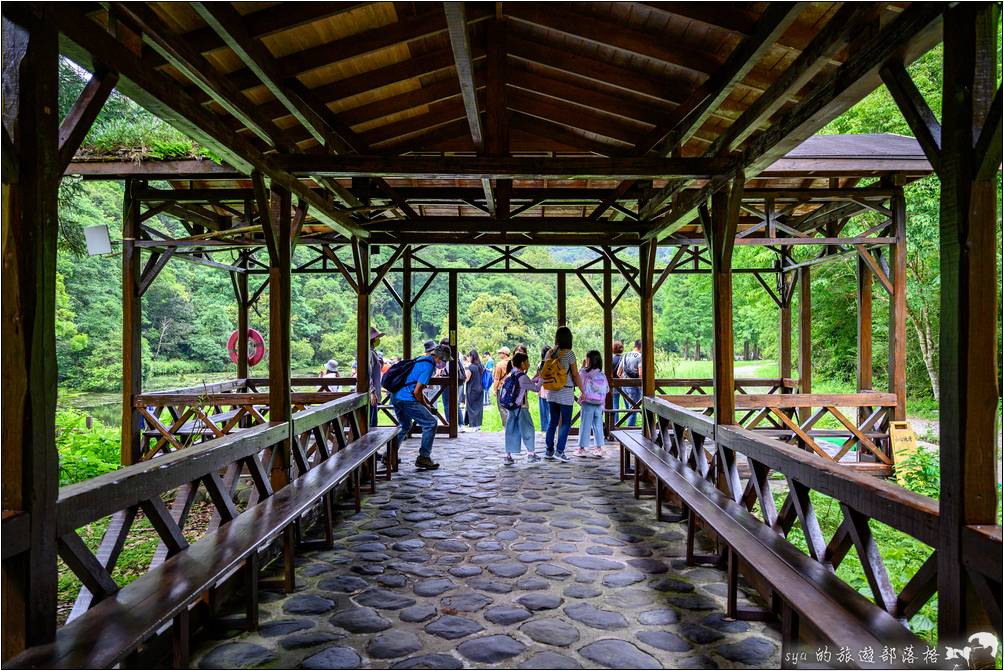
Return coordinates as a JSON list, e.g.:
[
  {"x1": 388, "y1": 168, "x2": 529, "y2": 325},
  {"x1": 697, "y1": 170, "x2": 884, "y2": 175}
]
[
  {"x1": 492, "y1": 346, "x2": 512, "y2": 424},
  {"x1": 392, "y1": 342, "x2": 452, "y2": 470},
  {"x1": 368, "y1": 326, "x2": 386, "y2": 427}
]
